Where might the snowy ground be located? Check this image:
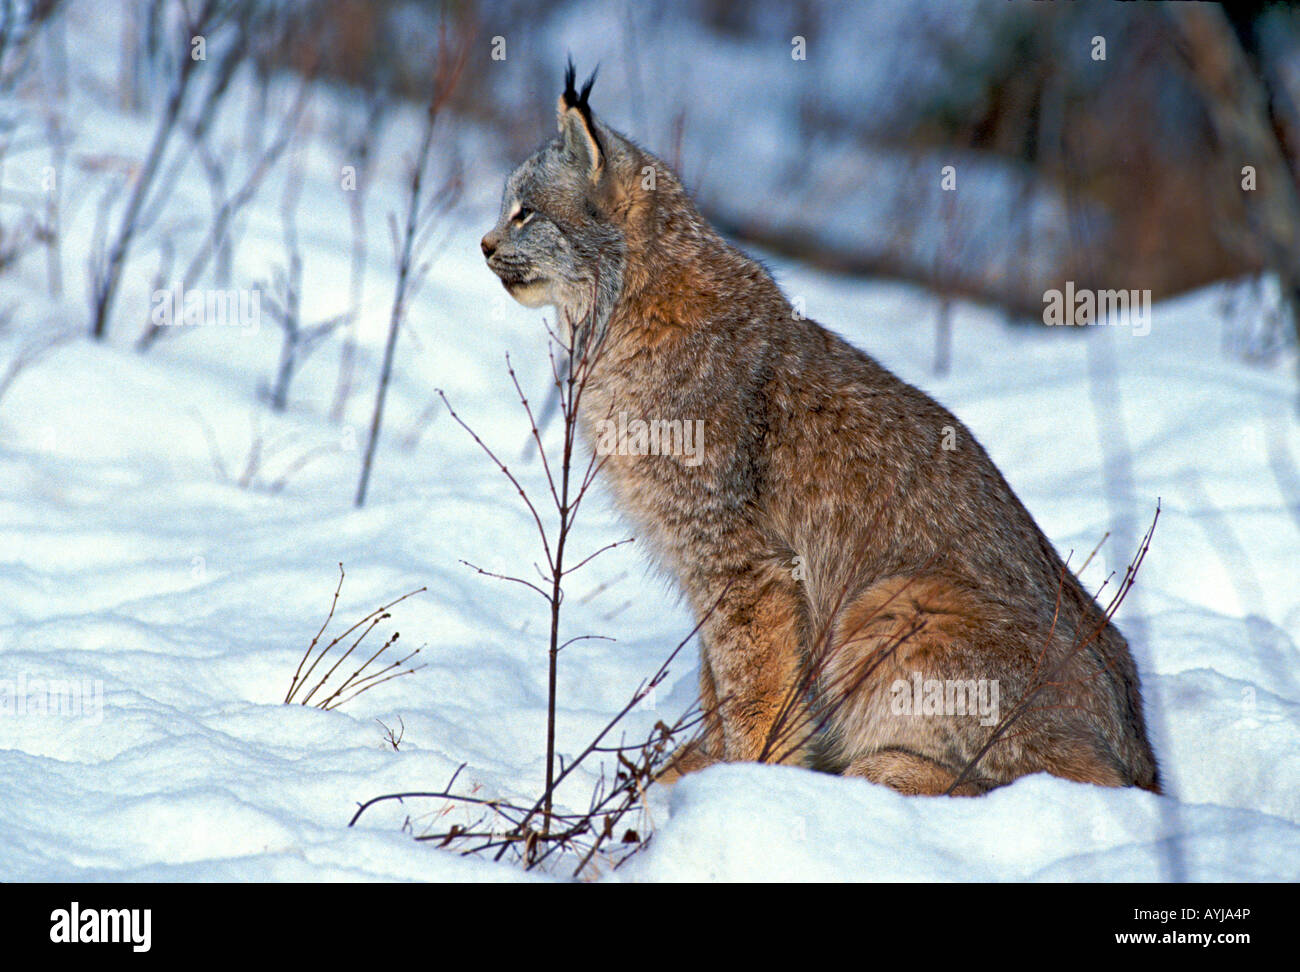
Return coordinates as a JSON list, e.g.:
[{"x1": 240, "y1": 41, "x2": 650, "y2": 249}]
[{"x1": 1, "y1": 3, "x2": 1299, "y2": 882}]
